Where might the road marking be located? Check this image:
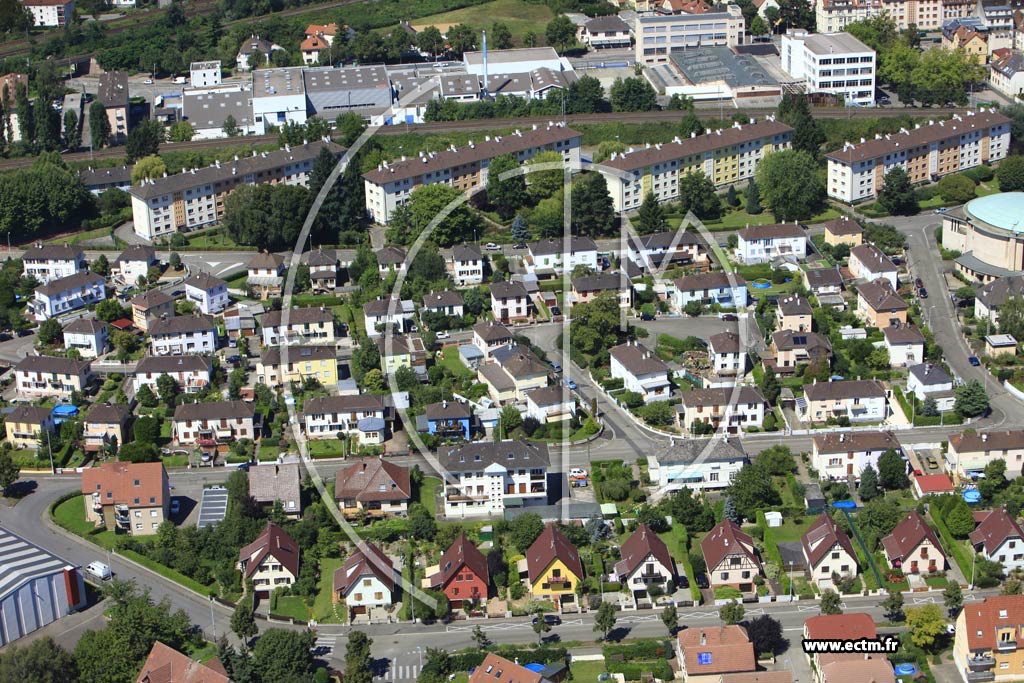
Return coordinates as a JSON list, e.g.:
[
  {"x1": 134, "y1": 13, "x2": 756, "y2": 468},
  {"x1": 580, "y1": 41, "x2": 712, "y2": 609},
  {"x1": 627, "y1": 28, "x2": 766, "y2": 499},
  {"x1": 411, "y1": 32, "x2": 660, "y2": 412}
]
[
  {"x1": 912, "y1": 597, "x2": 936, "y2": 605},
  {"x1": 797, "y1": 605, "x2": 820, "y2": 612},
  {"x1": 686, "y1": 611, "x2": 720, "y2": 618},
  {"x1": 314, "y1": 635, "x2": 335, "y2": 656}
]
